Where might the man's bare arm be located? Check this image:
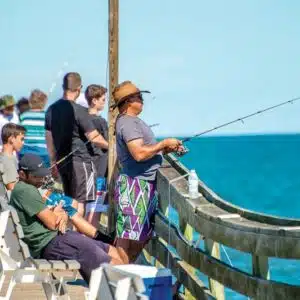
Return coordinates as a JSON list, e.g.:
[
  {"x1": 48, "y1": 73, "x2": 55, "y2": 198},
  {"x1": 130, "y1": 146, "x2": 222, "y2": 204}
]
[
  {"x1": 37, "y1": 202, "x2": 68, "y2": 231},
  {"x1": 85, "y1": 129, "x2": 108, "y2": 149},
  {"x1": 71, "y1": 214, "x2": 97, "y2": 238},
  {"x1": 46, "y1": 130, "x2": 56, "y2": 163},
  {"x1": 126, "y1": 138, "x2": 165, "y2": 162},
  {"x1": 37, "y1": 208, "x2": 61, "y2": 230},
  {"x1": 5, "y1": 182, "x2": 16, "y2": 191},
  {"x1": 126, "y1": 138, "x2": 182, "y2": 162}
]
